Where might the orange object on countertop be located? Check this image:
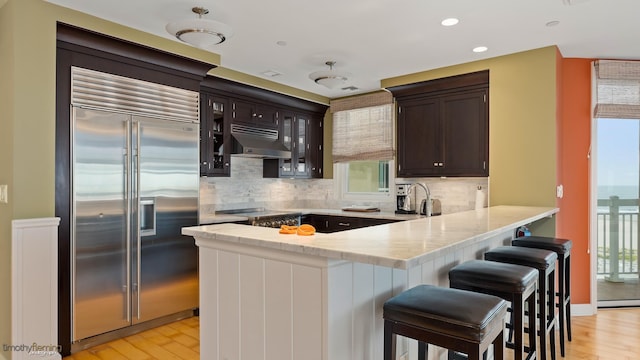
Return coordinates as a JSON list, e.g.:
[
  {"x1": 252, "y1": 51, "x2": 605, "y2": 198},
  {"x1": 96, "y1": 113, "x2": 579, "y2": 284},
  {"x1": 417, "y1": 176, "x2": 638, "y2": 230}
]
[
  {"x1": 296, "y1": 224, "x2": 316, "y2": 236},
  {"x1": 279, "y1": 224, "x2": 315, "y2": 235},
  {"x1": 279, "y1": 225, "x2": 298, "y2": 234}
]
